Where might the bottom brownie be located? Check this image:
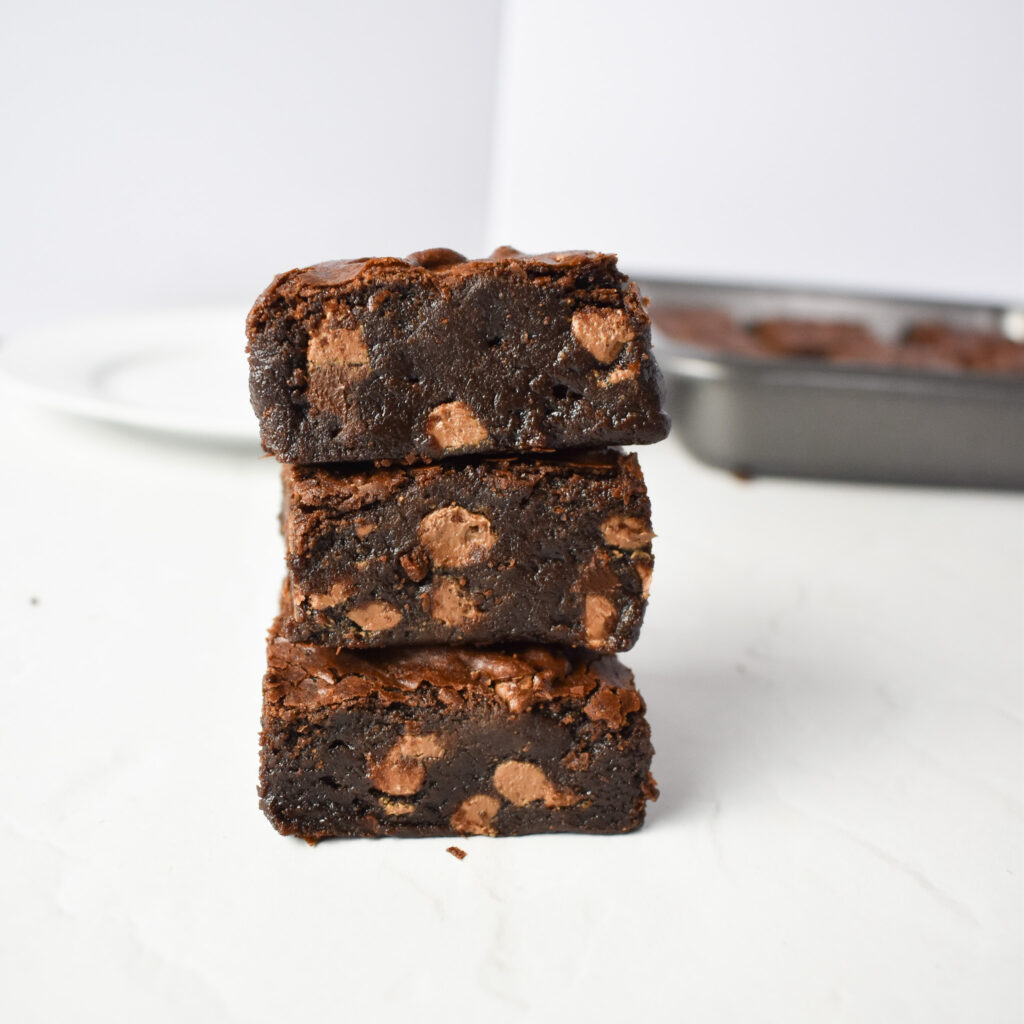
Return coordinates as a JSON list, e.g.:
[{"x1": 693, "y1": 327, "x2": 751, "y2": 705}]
[{"x1": 259, "y1": 615, "x2": 656, "y2": 840}]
